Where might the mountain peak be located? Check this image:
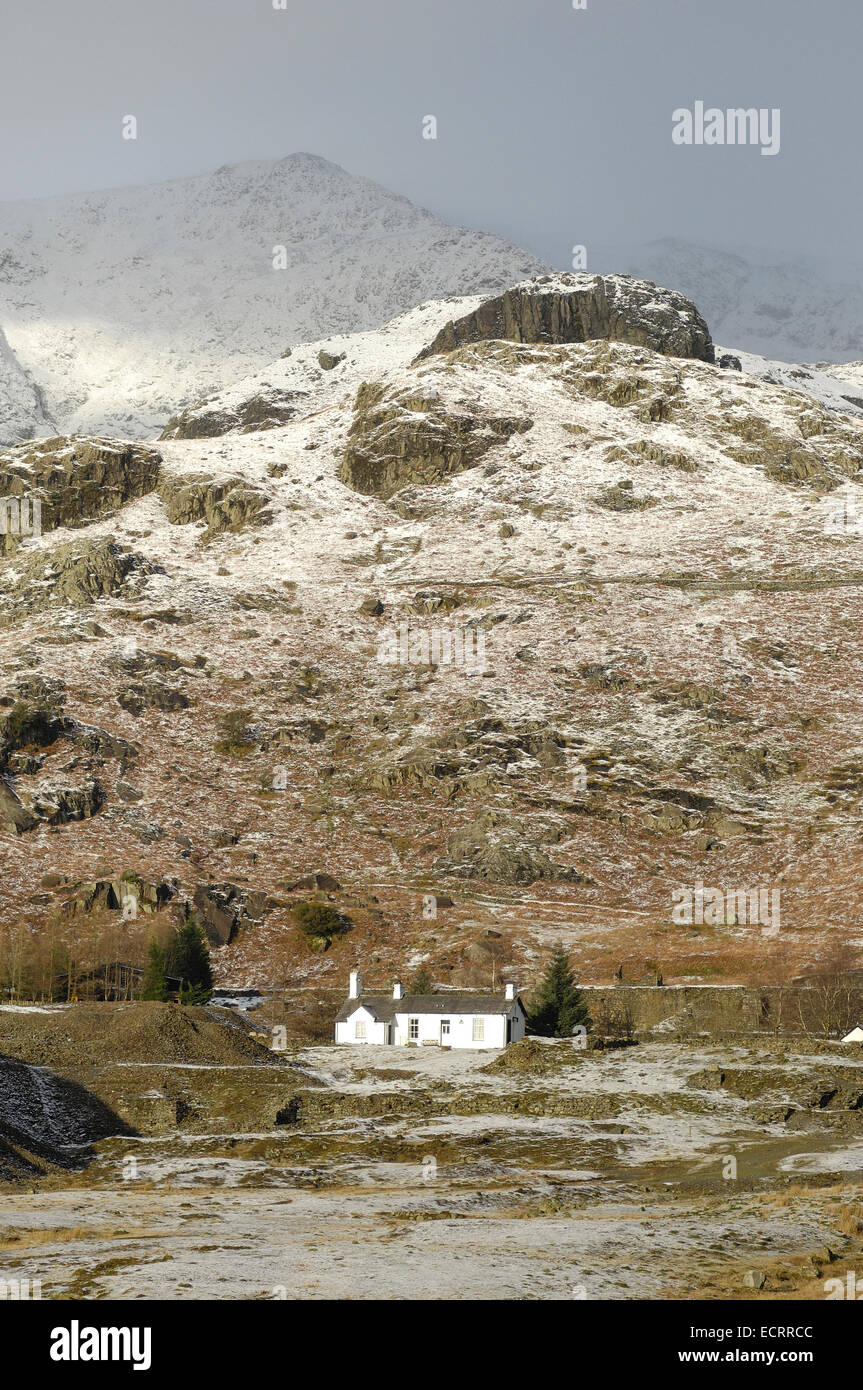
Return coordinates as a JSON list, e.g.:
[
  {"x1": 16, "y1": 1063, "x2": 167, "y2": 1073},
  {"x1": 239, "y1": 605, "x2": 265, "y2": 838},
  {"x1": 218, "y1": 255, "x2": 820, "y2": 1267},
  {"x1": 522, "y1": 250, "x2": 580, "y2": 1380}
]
[{"x1": 0, "y1": 160, "x2": 547, "y2": 443}]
